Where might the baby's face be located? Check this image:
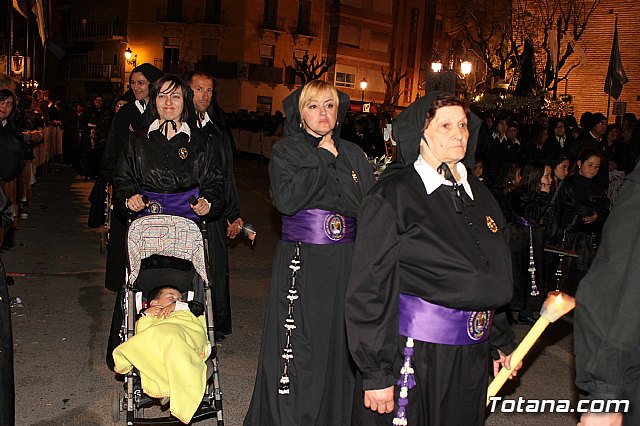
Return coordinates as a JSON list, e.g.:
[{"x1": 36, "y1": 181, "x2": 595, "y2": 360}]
[{"x1": 151, "y1": 288, "x2": 182, "y2": 307}]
